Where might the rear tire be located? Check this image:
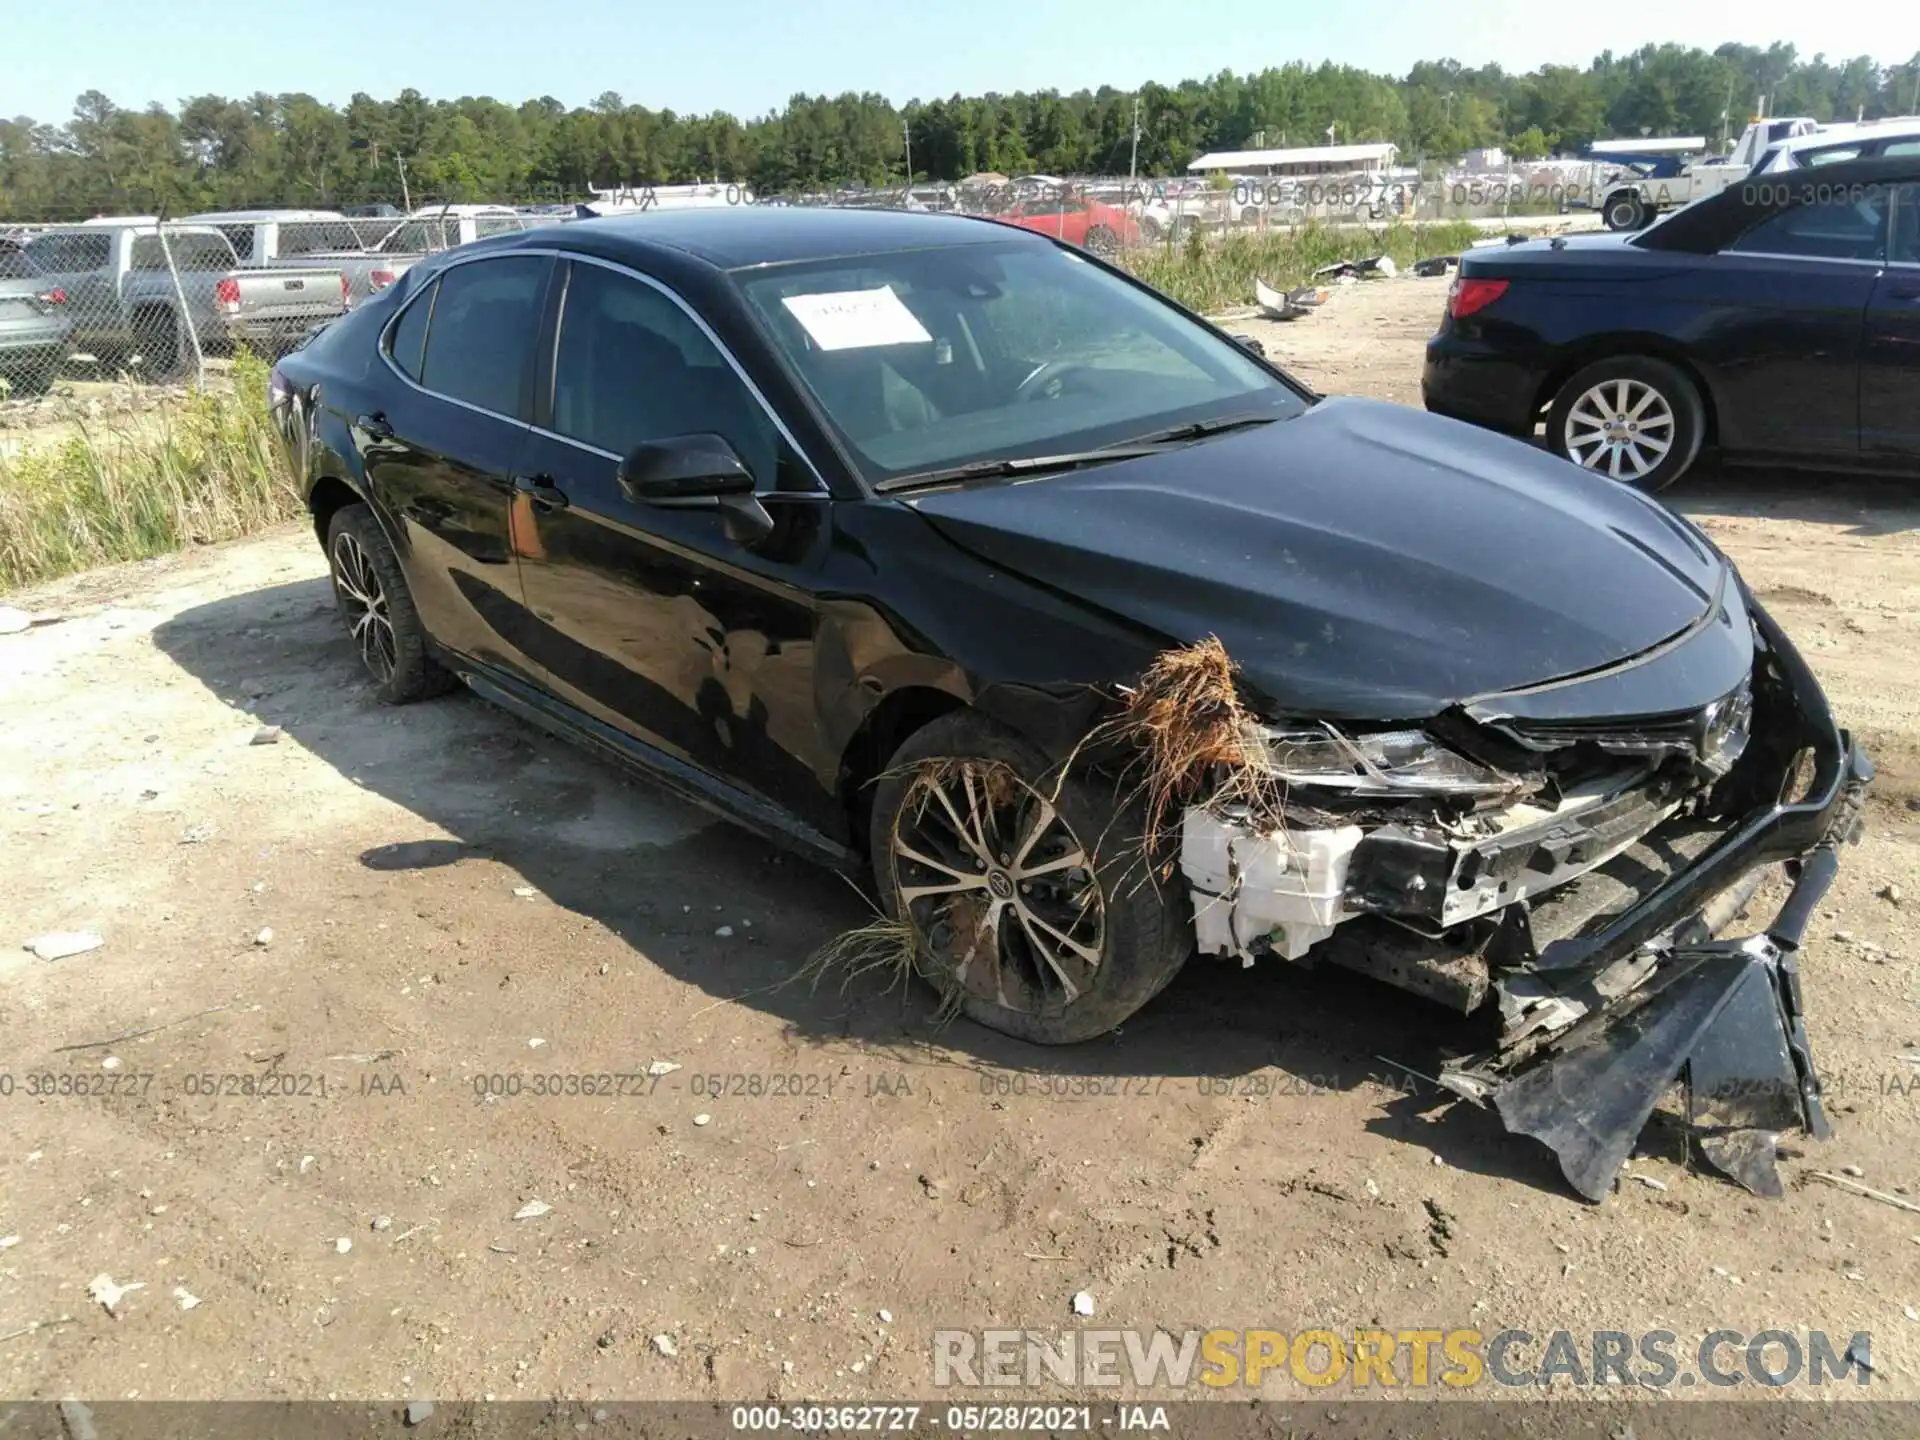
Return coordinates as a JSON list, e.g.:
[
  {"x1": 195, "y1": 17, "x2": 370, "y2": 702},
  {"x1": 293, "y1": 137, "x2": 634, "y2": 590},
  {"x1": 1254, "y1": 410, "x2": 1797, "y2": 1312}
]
[
  {"x1": 869, "y1": 710, "x2": 1192, "y2": 1045},
  {"x1": 1548, "y1": 356, "x2": 1705, "y2": 493},
  {"x1": 324, "y1": 502, "x2": 458, "y2": 704},
  {"x1": 129, "y1": 308, "x2": 181, "y2": 381},
  {"x1": 2, "y1": 367, "x2": 52, "y2": 397}
]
